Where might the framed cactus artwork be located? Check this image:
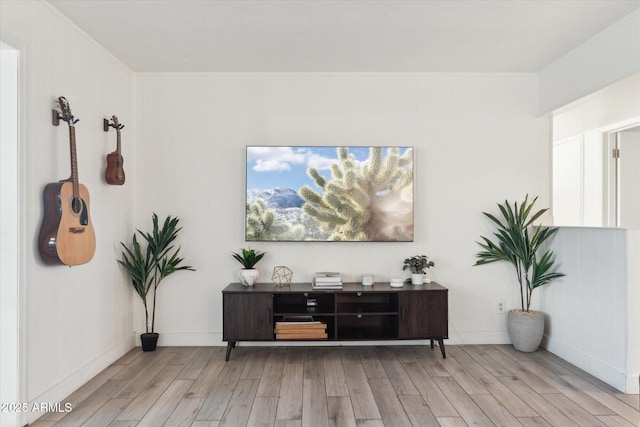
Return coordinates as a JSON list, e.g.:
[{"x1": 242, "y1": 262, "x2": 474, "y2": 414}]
[{"x1": 246, "y1": 146, "x2": 414, "y2": 242}]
